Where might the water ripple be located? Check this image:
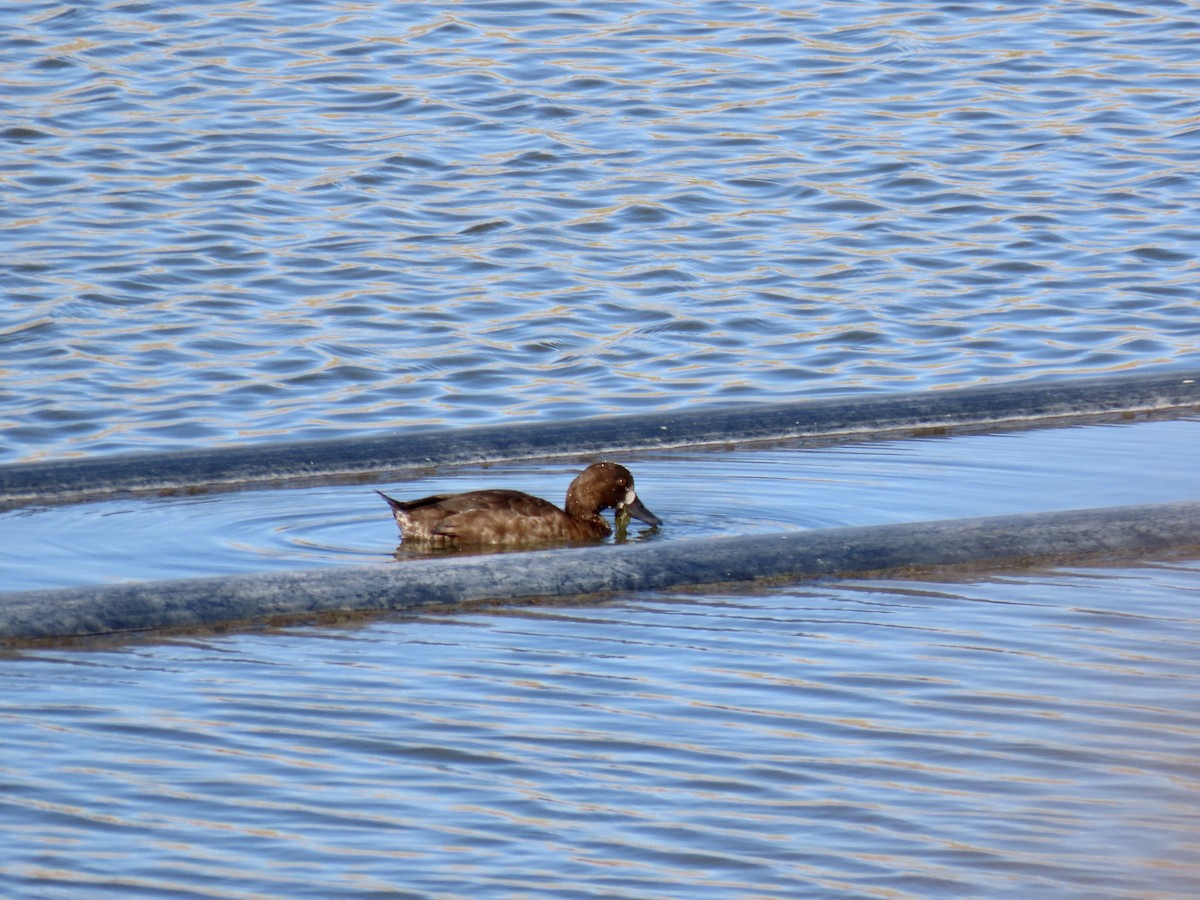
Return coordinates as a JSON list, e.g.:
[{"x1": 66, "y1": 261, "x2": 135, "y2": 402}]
[
  {"x1": 2, "y1": 418, "x2": 1197, "y2": 592},
  {"x1": 2, "y1": 561, "x2": 1198, "y2": 895},
  {"x1": 2, "y1": 0, "x2": 1199, "y2": 463}
]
